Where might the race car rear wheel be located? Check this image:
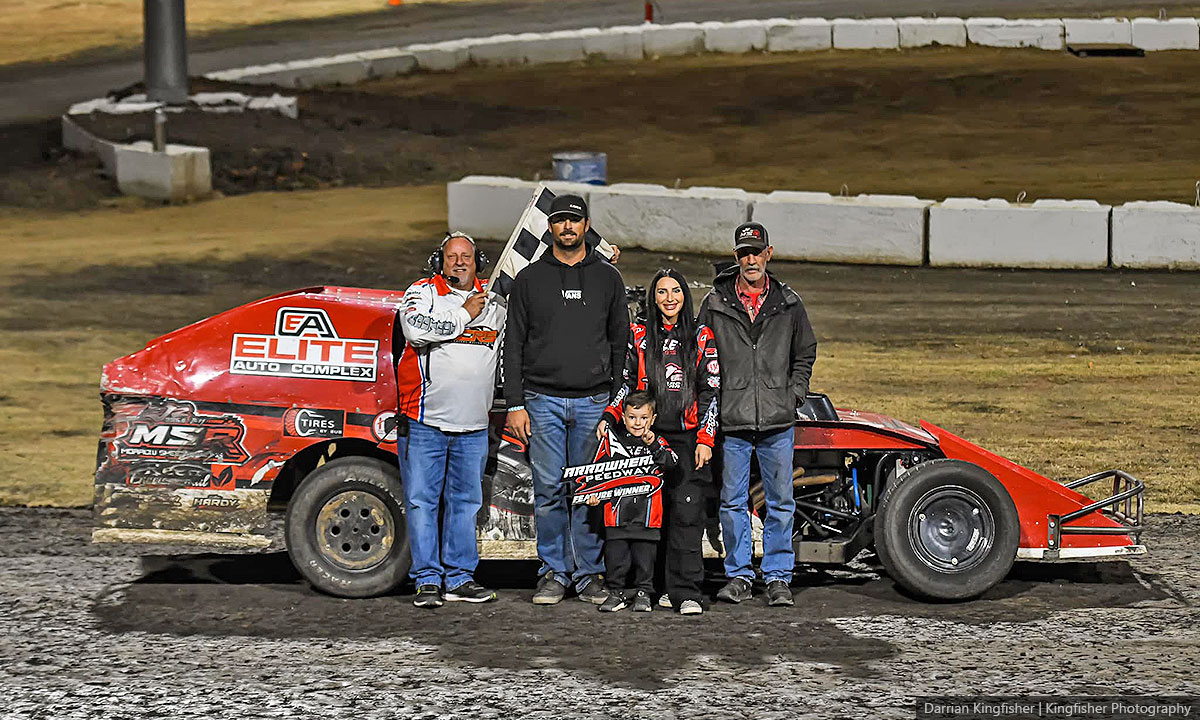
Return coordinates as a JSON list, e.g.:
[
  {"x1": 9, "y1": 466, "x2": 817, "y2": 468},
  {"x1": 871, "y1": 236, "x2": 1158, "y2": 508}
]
[
  {"x1": 874, "y1": 459, "x2": 1018, "y2": 601},
  {"x1": 285, "y1": 456, "x2": 410, "y2": 598}
]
